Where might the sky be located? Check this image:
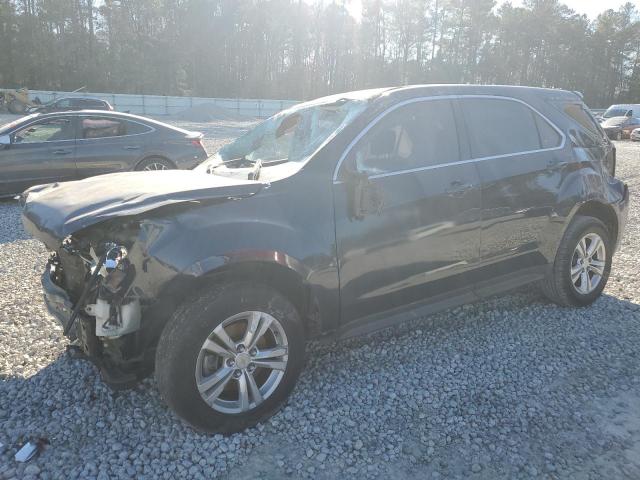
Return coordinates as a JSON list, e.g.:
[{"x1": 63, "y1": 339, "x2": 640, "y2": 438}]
[{"x1": 342, "y1": 0, "x2": 634, "y2": 21}]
